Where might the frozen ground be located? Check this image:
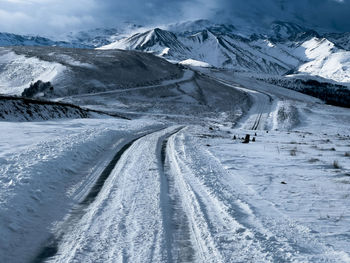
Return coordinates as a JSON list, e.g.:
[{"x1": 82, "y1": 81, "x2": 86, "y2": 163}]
[{"x1": 0, "y1": 61, "x2": 350, "y2": 262}]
